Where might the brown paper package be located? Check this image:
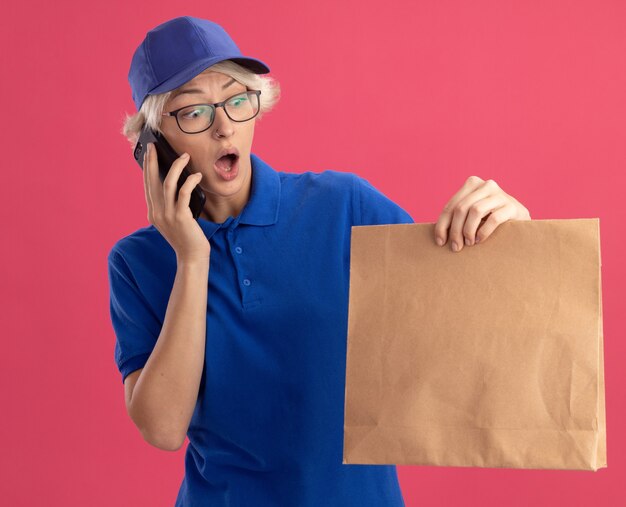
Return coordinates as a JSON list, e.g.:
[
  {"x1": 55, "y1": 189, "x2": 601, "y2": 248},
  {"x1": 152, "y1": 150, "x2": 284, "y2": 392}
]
[{"x1": 343, "y1": 219, "x2": 606, "y2": 471}]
